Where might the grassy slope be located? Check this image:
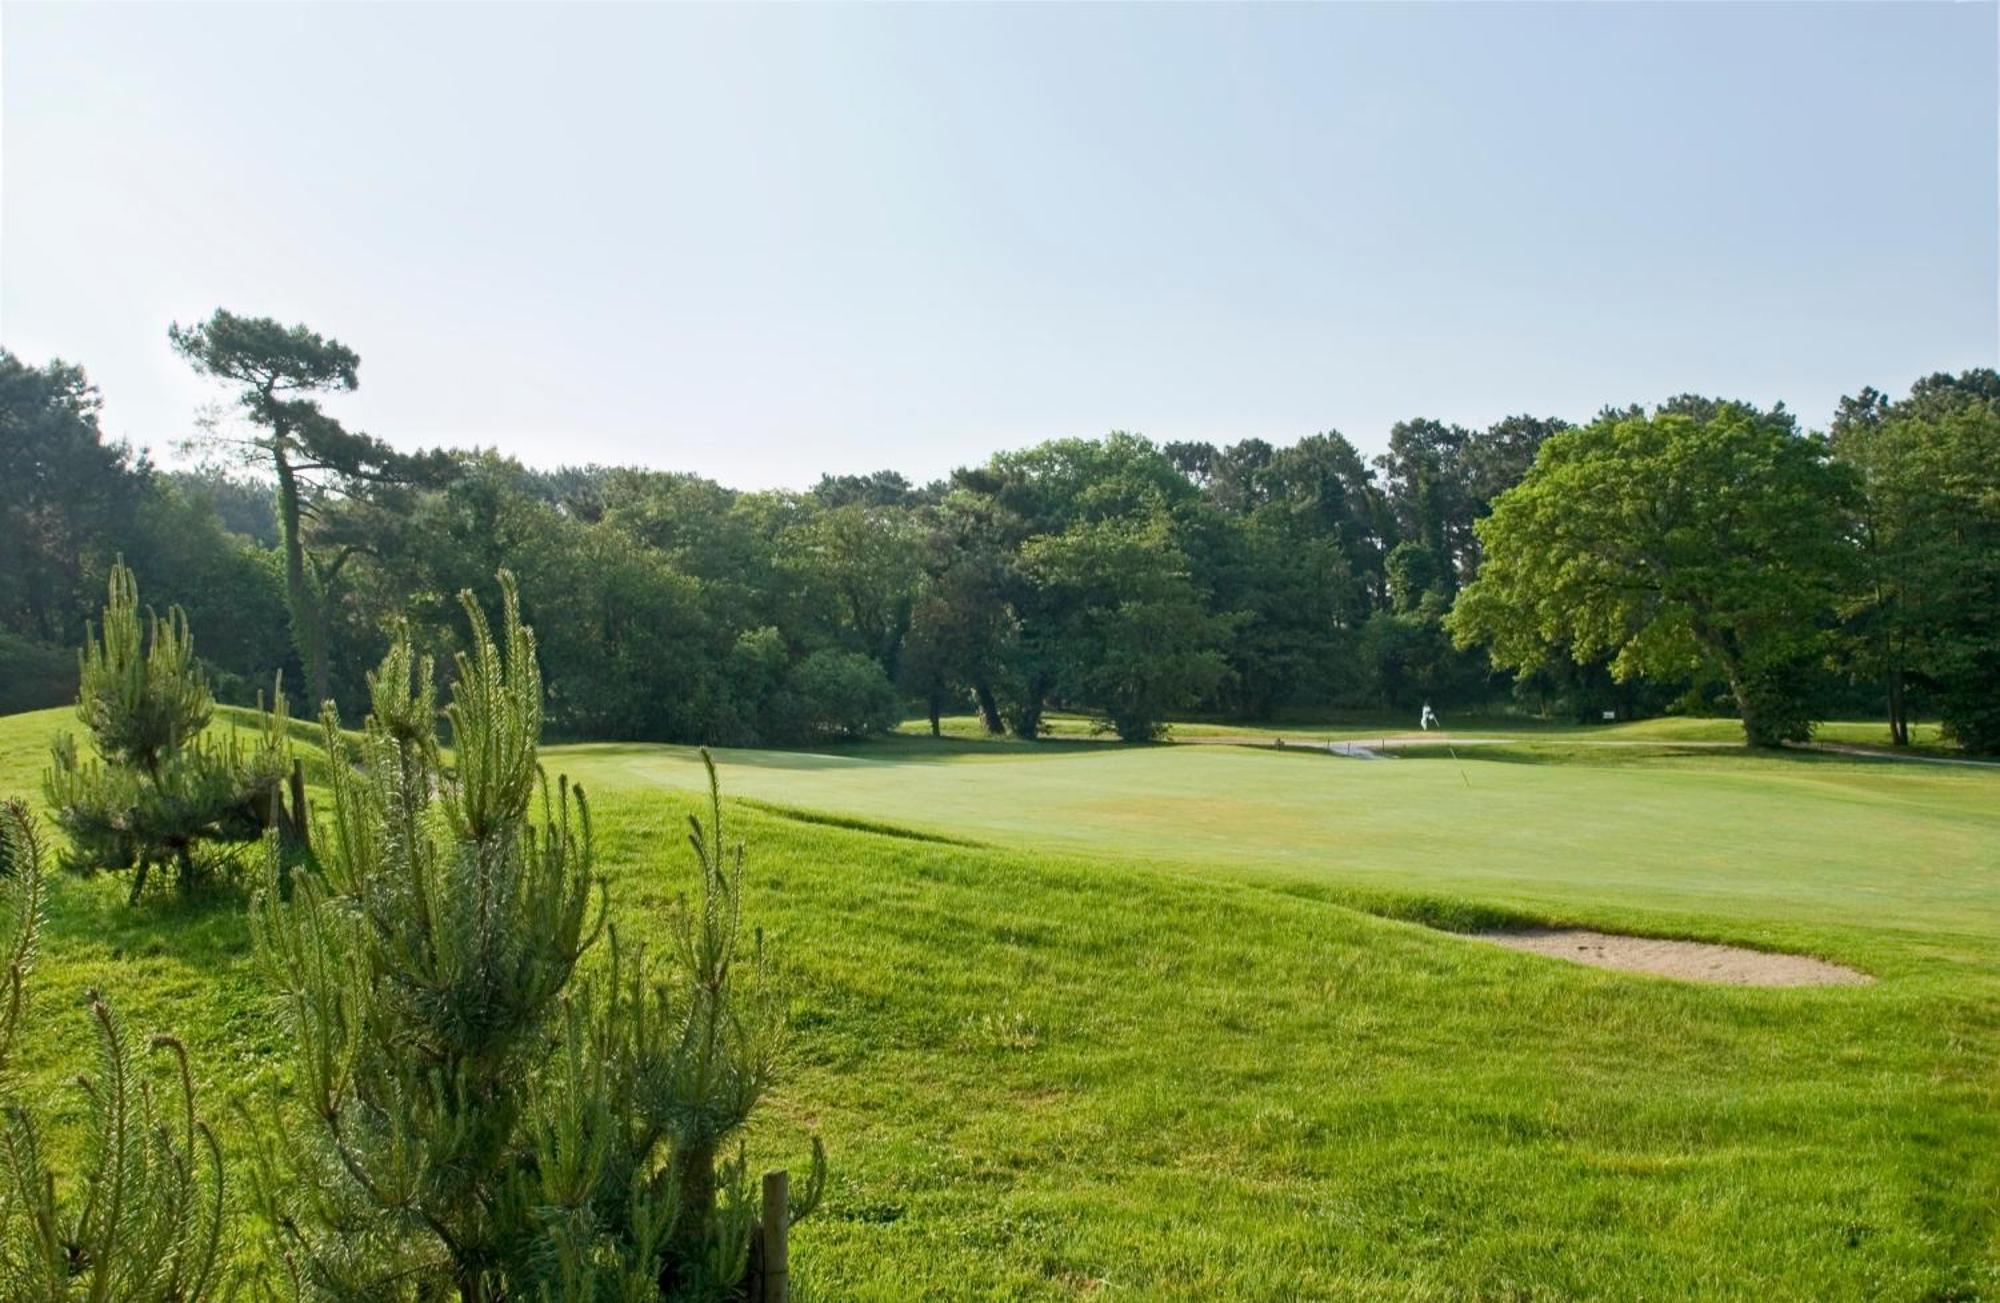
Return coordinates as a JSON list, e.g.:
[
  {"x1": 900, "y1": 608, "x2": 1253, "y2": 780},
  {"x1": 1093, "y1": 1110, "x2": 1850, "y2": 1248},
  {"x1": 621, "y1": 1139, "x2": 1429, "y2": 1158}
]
[
  {"x1": 553, "y1": 735, "x2": 2000, "y2": 961},
  {"x1": 2, "y1": 707, "x2": 1997, "y2": 1298}
]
